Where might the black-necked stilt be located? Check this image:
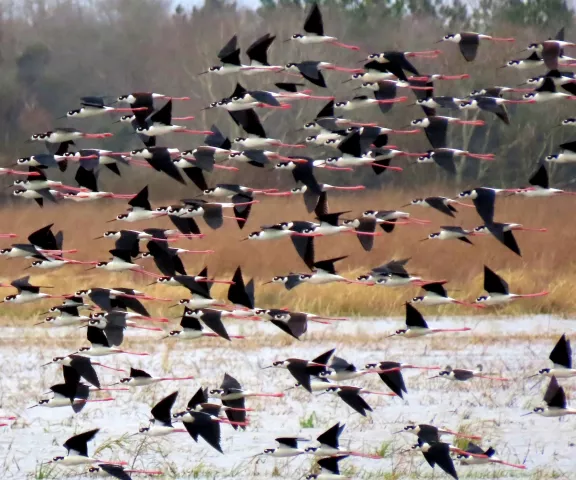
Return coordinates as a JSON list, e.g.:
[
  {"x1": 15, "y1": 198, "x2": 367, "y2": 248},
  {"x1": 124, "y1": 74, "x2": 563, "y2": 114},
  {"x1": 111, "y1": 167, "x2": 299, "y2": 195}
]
[
  {"x1": 293, "y1": 256, "x2": 355, "y2": 285},
  {"x1": 200, "y1": 35, "x2": 254, "y2": 75},
  {"x1": 209, "y1": 373, "x2": 284, "y2": 406},
  {"x1": 515, "y1": 163, "x2": 576, "y2": 196},
  {"x1": 305, "y1": 422, "x2": 381, "y2": 459},
  {"x1": 263, "y1": 348, "x2": 333, "y2": 393},
  {"x1": 1, "y1": 276, "x2": 65, "y2": 304},
  {"x1": 244, "y1": 33, "x2": 284, "y2": 74},
  {"x1": 252, "y1": 309, "x2": 310, "y2": 340},
  {"x1": 457, "y1": 442, "x2": 526, "y2": 469},
  {"x1": 109, "y1": 186, "x2": 166, "y2": 223},
  {"x1": 525, "y1": 37, "x2": 576, "y2": 70},
  {"x1": 284, "y1": 61, "x2": 360, "y2": 88},
  {"x1": 457, "y1": 187, "x2": 512, "y2": 225},
  {"x1": 362, "y1": 210, "x2": 427, "y2": 233},
  {"x1": 116, "y1": 367, "x2": 194, "y2": 388},
  {"x1": 334, "y1": 95, "x2": 407, "y2": 113},
  {"x1": 318, "y1": 356, "x2": 396, "y2": 382},
  {"x1": 473, "y1": 223, "x2": 547, "y2": 235},
  {"x1": 475, "y1": 265, "x2": 548, "y2": 306},
  {"x1": 523, "y1": 376, "x2": 576, "y2": 417},
  {"x1": 87, "y1": 464, "x2": 163, "y2": 478},
  {"x1": 165, "y1": 307, "x2": 245, "y2": 341},
  {"x1": 422, "y1": 226, "x2": 475, "y2": 244},
  {"x1": 30, "y1": 128, "x2": 113, "y2": 143},
  {"x1": 64, "y1": 96, "x2": 147, "y2": 119},
  {"x1": 397, "y1": 423, "x2": 482, "y2": 442},
  {"x1": 322, "y1": 385, "x2": 395, "y2": 416},
  {"x1": 174, "y1": 409, "x2": 244, "y2": 453},
  {"x1": 389, "y1": 303, "x2": 471, "y2": 338},
  {"x1": 36, "y1": 305, "x2": 90, "y2": 327},
  {"x1": 135, "y1": 100, "x2": 210, "y2": 137},
  {"x1": 366, "y1": 49, "x2": 440, "y2": 75},
  {"x1": 458, "y1": 96, "x2": 532, "y2": 124},
  {"x1": 404, "y1": 196, "x2": 465, "y2": 217},
  {"x1": 415, "y1": 95, "x2": 464, "y2": 111},
  {"x1": 431, "y1": 364, "x2": 509, "y2": 382},
  {"x1": 75, "y1": 326, "x2": 149, "y2": 357},
  {"x1": 73, "y1": 287, "x2": 162, "y2": 318},
  {"x1": 258, "y1": 437, "x2": 309, "y2": 458},
  {"x1": 529, "y1": 334, "x2": 576, "y2": 379},
  {"x1": 409, "y1": 281, "x2": 479, "y2": 308},
  {"x1": 40, "y1": 354, "x2": 124, "y2": 389},
  {"x1": 408, "y1": 439, "x2": 459, "y2": 480},
  {"x1": 288, "y1": 3, "x2": 359, "y2": 50},
  {"x1": 410, "y1": 116, "x2": 485, "y2": 149},
  {"x1": 365, "y1": 361, "x2": 440, "y2": 397},
  {"x1": 439, "y1": 32, "x2": 514, "y2": 61},
  {"x1": 136, "y1": 391, "x2": 189, "y2": 437},
  {"x1": 29, "y1": 366, "x2": 115, "y2": 412},
  {"x1": 522, "y1": 77, "x2": 576, "y2": 102},
  {"x1": 356, "y1": 257, "x2": 425, "y2": 286},
  {"x1": 46, "y1": 429, "x2": 126, "y2": 467},
  {"x1": 546, "y1": 140, "x2": 576, "y2": 163}
]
